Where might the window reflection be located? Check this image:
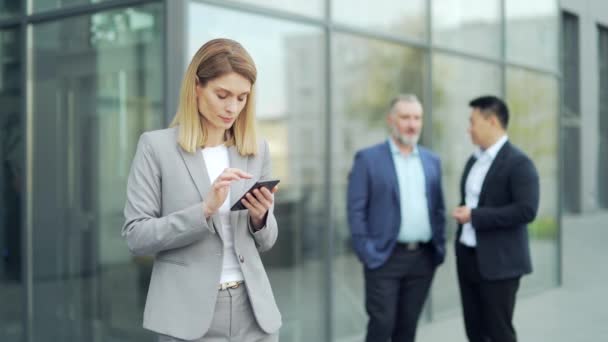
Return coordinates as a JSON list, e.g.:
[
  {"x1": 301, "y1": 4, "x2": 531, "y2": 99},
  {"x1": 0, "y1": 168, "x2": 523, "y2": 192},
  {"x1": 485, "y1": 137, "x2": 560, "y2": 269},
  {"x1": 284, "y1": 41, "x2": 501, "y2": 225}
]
[
  {"x1": 31, "y1": 4, "x2": 163, "y2": 341},
  {"x1": 0, "y1": 28, "x2": 24, "y2": 341},
  {"x1": 331, "y1": 34, "x2": 426, "y2": 340},
  {"x1": 432, "y1": 0, "x2": 501, "y2": 59},
  {"x1": 33, "y1": 0, "x2": 111, "y2": 13},
  {"x1": 332, "y1": 0, "x2": 427, "y2": 41},
  {"x1": 430, "y1": 53, "x2": 502, "y2": 316},
  {"x1": 222, "y1": 0, "x2": 324, "y2": 18},
  {"x1": 187, "y1": 3, "x2": 328, "y2": 341},
  {"x1": 506, "y1": 0, "x2": 559, "y2": 71},
  {"x1": 0, "y1": 1, "x2": 21, "y2": 19},
  {"x1": 506, "y1": 67, "x2": 559, "y2": 292}
]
